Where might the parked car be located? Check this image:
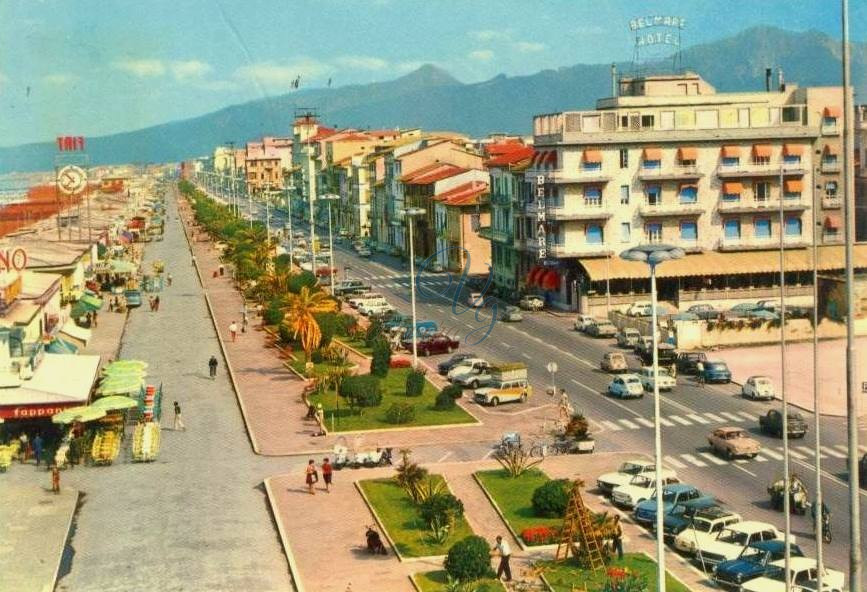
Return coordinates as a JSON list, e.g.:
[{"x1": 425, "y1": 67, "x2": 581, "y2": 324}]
[
  {"x1": 702, "y1": 360, "x2": 732, "y2": 383},
  {"x1": 473, "y1": 363, "x2": 531, "y2": 406},
  {"x1": 587, "y1": 319, "x2": 617, "y2": 338},
  {"x1": 694, "y1": 521, "x2": 792, "y2": 569},
  {"x1": 467, "y1": 292, "x2": 485, "y2": 308},
  {"x1": 601, "y1": 352, "x2": 628, "y2": 373},
  {"x1": 597, "y1": 459, "x2": 659, "y2": 494},
  {"x1": 348, "y1": 292, "x2": 383, "y2": 308},
  {"x1": 687, "y1": 303, "x2": 720, "y2": 320},
  {"x1": 638, "y1": 343, "x2": 678, "y2": 369},
  {"x1": 713, "y1": 541, "x2": 805, "y2": 589},
  {"x1": 739, "y1": 557, "x2": 844, "y2": 592},
  {"x1": 708, "y1": 427, "x2": 761, "y2": 459},
  {"x1": 448, "y1": 358, "x2": 490, "y2": 384},
  {"x1": 573, "y1": 314, "x2": 596, "y2": 332},
  {"x1": 334, "y1": 279, "x2": 370, "y2": 296},
  {"x1": 437, "y1": 352, "x2": 476, "y2": 375},
  {"x1": 759, "y1": 410, "x2": 808, "y2": 439},
  {"x1": 124, "y1": 289, "x2": 143, "y2": 308},
  {"x1": 453, "y1": 365, "x2": 495, "y2": 389},
  {"x1": 627, "y1": 301, "x2": 653, "y2": 317},
  {"x1": 611, "y1": 471, "x2": 680, "y2": 509},
  {"x1": 404, "y1": 334, "x2": 460, "y2": 356},
  {"x1": 669, "y1": 504, "x2": 741, "y2": 553},
  {"x1": 728, "y1": 302, "x2": 761, "y2": 317},
  {"x1": 742, "y1": 375, "x2": 775, "y2": 400},
  {"x1": 356, "y1": 246, "x2": 372, "y2": 257},
  {"x1": 518, "y1": 294, "x2": 545, "y2": 311},
  {"x1": 676, "y1": 351, "x2": 708, "y2": 375},
  {"x1": 616, "y1": 328, "x2": 641, "y2": 348},
  {"x1": 607, "y1": 374, "x2": 645, "y2": 399},
  {"x1": 634, "y1": 484, "x2": 704, "y2": 525},
  {"x1": 635, "y1": 335, "x2": 654, "y2": 354},
  {"x1": 500, "y1": 305, "x2": 523, "y2": 322},
  {"x1": 639, "y1": 366, "x2": 676, "y2": 391},
  {"x1": 361, "y1": 302, "x2": 395, "y2": 317}
]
